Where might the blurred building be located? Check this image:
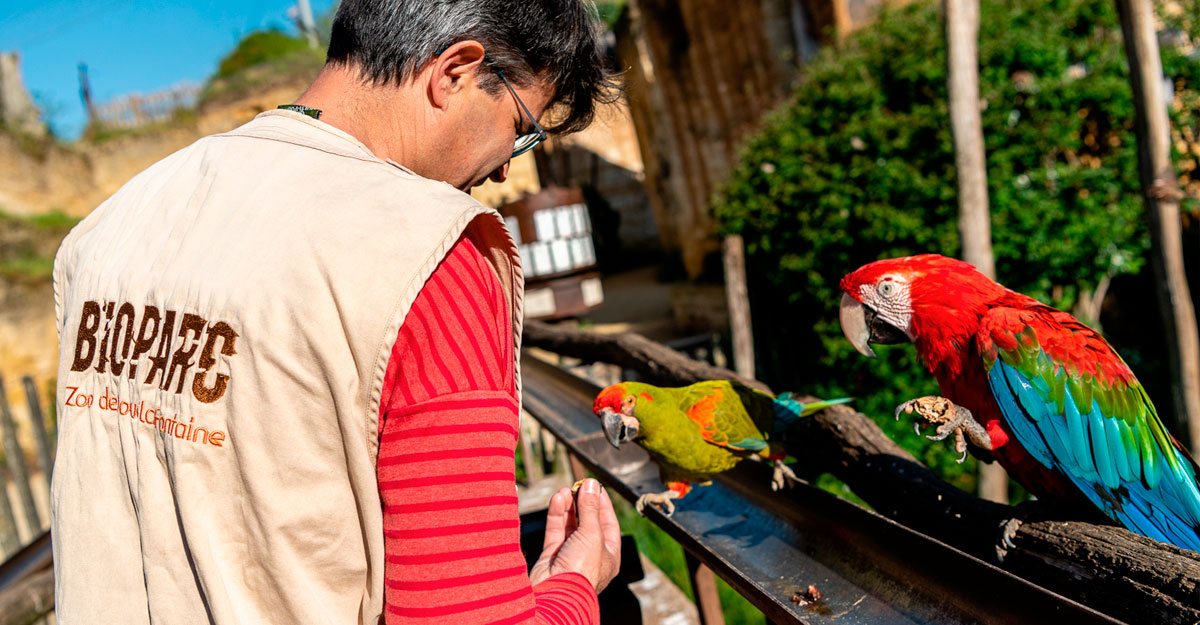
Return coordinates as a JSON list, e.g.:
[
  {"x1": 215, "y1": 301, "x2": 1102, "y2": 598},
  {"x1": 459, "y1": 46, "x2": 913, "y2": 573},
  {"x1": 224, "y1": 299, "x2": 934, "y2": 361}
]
[
  {"x1": 473, "y1": 96, "x2": 660, "y2": 268},
  {"x1": 500, "y1": 186, "x2": 605, "y2": 320}
]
